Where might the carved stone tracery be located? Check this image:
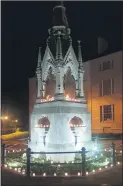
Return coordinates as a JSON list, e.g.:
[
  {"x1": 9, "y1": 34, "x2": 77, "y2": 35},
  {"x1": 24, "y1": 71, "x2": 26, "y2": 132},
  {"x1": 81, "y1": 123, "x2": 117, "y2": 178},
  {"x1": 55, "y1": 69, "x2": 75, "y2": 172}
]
[
  {"x1": 64, "y1": 60, "x2": 78, "y2": 81},
  {"x1": 42, "y1": 61, "x2": 56, "y2": 82}
]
